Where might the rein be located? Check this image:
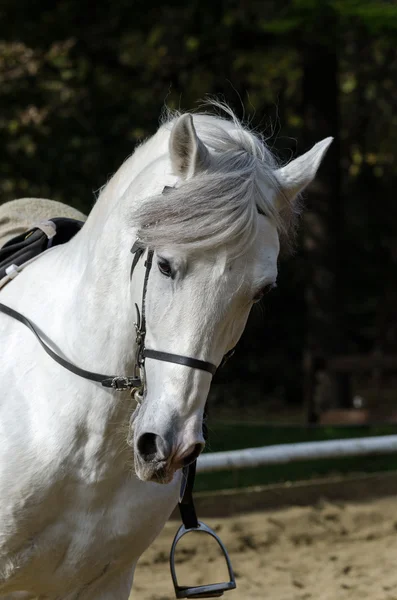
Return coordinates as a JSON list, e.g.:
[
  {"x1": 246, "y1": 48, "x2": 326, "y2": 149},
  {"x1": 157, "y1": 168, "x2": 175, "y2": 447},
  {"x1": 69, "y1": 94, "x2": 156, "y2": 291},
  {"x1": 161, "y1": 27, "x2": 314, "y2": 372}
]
[
  {"x1": 0, "y1": 302, "x2": 142, "y2": 390},
  {"x1": 0, "y1": 241, "x2": 227, "y2": 391},
  {"x1": 0, "y1": 245, "x2": 223, "y2": 391}
]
